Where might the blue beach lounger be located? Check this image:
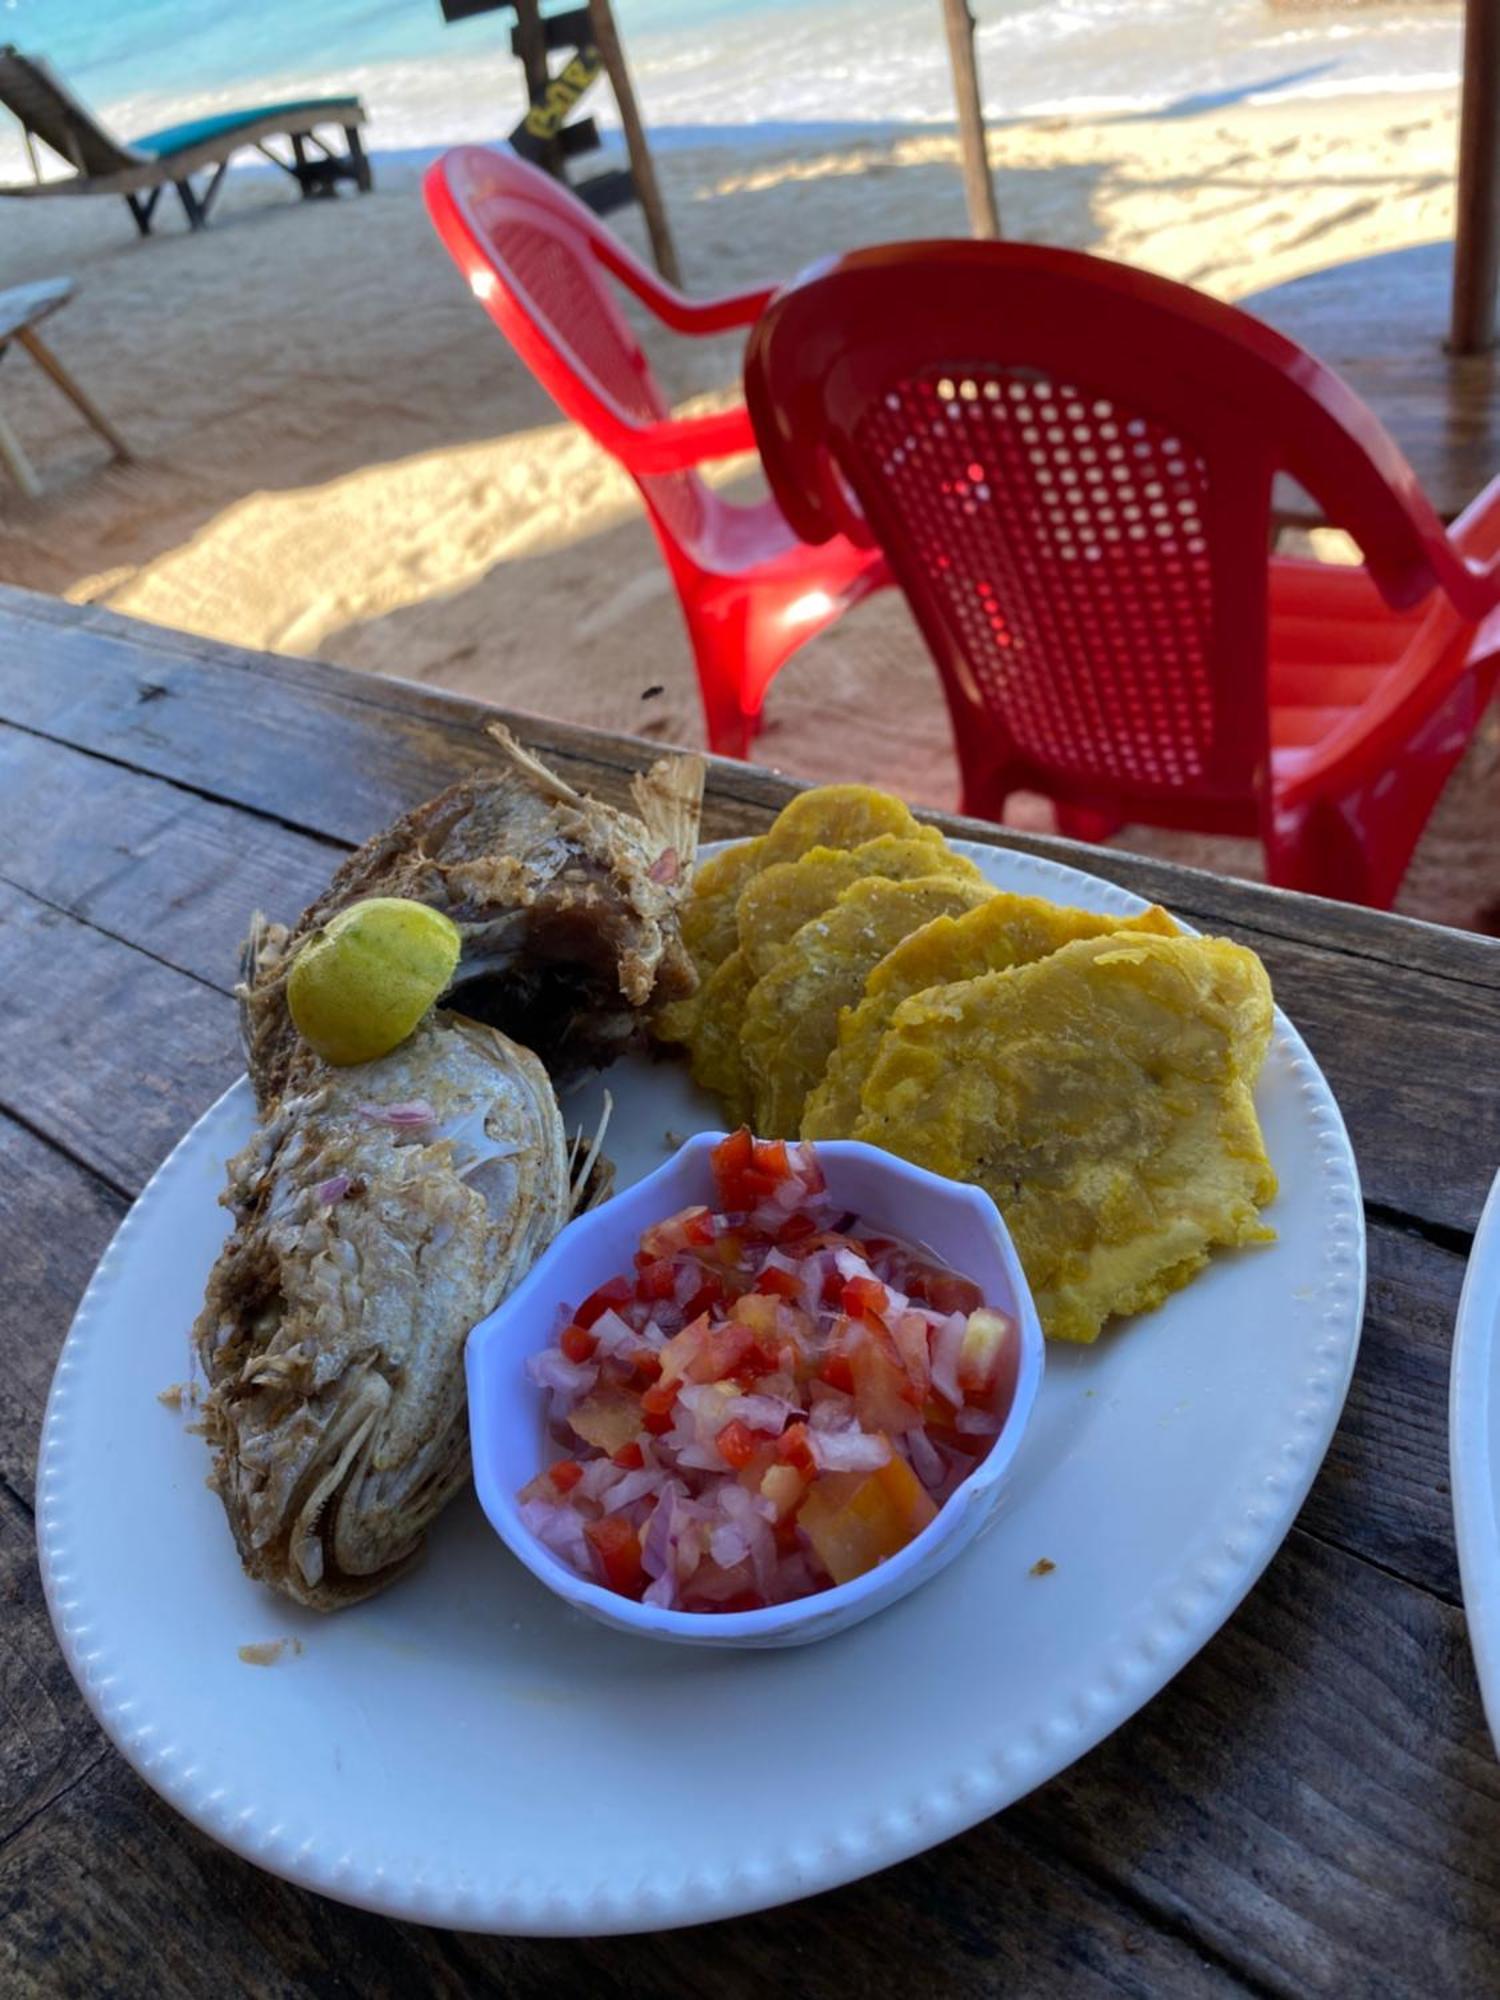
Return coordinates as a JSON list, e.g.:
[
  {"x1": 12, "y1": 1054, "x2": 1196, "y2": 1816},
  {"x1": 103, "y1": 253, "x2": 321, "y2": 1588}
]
[{"x1": 0, "y1": 47, "x2": 371, "y2": 234}]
